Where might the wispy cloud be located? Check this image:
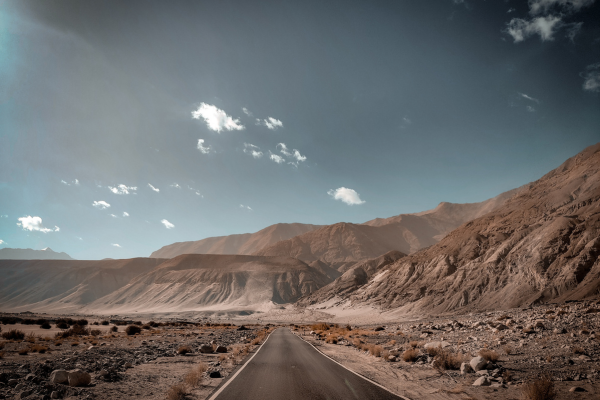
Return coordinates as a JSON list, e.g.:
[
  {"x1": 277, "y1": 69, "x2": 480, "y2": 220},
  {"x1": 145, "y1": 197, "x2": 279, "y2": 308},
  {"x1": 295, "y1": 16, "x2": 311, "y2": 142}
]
[
  {"x1": 263, "y1": 117, "x2": 283, "y2": 130},
  {"x1": 191, "y1": 103, "x2": 245, "y2": 132},
  {"x1": 110, "y1": 213, "x2": 118, "y2": 218},
  {"x1": 505, "y1": 15, "x2": 563, "y2": 42},
  {"x1": 528, "y1": 0, "x2": 595, "y2": 15},
  {"x1": 186, "y1": 185, "x2": 203, "y2": 197},
  {"x1": 566, "y1": 21, "x2": 583, "y2": 41},
  {"x1": 582, "y1": 63, "x2": 600, "y2": 92},
  {"x1": 92, "y1": 200, "x2": 111, "y2": 210},
  {"x1": 61, "y1": 179, "x2": 80, "y2": 186},
  {"x1": 327, "y1": 187, "x2": 366, "y2": 205},
  {"x1": 269, "y1": 153, "x2": 285, "y2": 164},
  {"x1": 197, "y1": 139, "x2": 212, "y2": 154},
  {"x1": 243, "y1": 143, "x2": 263, "y2": 159},
  {"x1": 17, "y1": 216, "x2": 60, "y2": 233},
  {"x1": 526, "y1": 105, "x2": 536, "y2": 112},
  {"x1": 239, "y1": 204, "x2": 253, "y2": 211},
  {"x1": 161, "y1": 219, "x2": 175, "y2": 229},
  {"x1": 277, "y1": 143, "x2": 292, "y2": 156},
  {"x1": 123, "y1": 212, "x2": 129, "y2": 217},
  {"x1": 242, "y1": 107, "x2": 253, "y2": 117},
  {"x1": 112, "y1": 243, "x2": 121, "y2": 248},
  {"x1": 519, "y1": 92, "x2": 540, "y2": 103},
  {"x1": 109, "y1": 184, "x2": 137, "y2": 195},
  {"x1": 148, "y1": 183, "x2": 160, "y2": 192},
  {"x1": 170, "y1": 183, "x2": 181, "y2": 189},
  {"x1": 0, "y1": 239, "x2": 5, "y2": 245}
]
